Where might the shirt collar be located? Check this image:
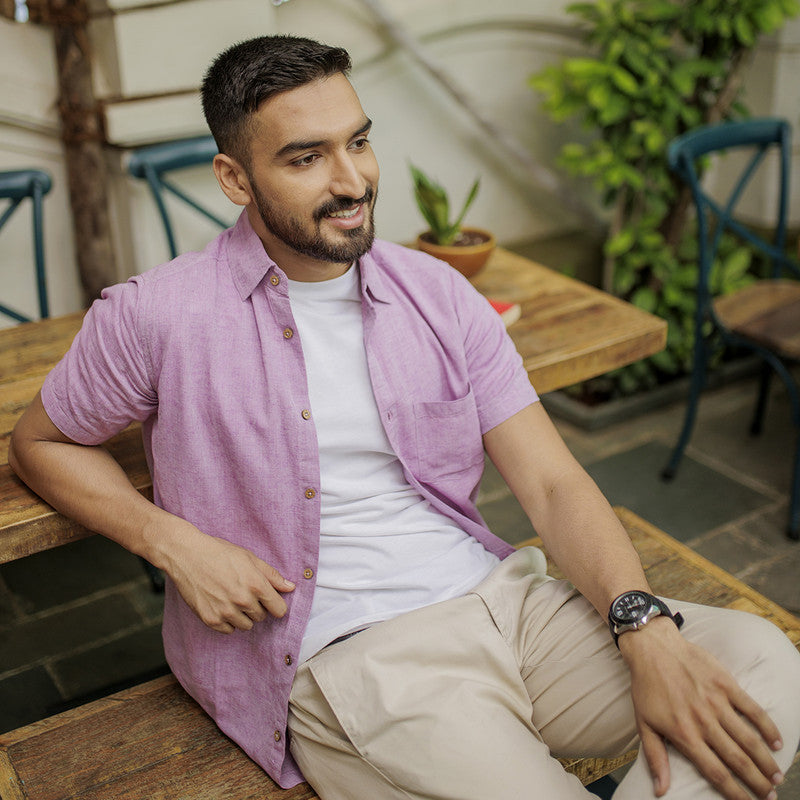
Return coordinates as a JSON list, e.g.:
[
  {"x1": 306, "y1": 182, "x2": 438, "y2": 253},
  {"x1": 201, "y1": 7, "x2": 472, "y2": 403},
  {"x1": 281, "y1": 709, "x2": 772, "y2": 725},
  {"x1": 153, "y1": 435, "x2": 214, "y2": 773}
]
[
  {"x1": 227, "y1": 212, "x2": 278, "y2": 300},
  {"x1": 226, "y1": 210, "x2": 392, "y2": 304},
  {"x1": 357, "y1": 246, "x2": 392, "y2": 305}
]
